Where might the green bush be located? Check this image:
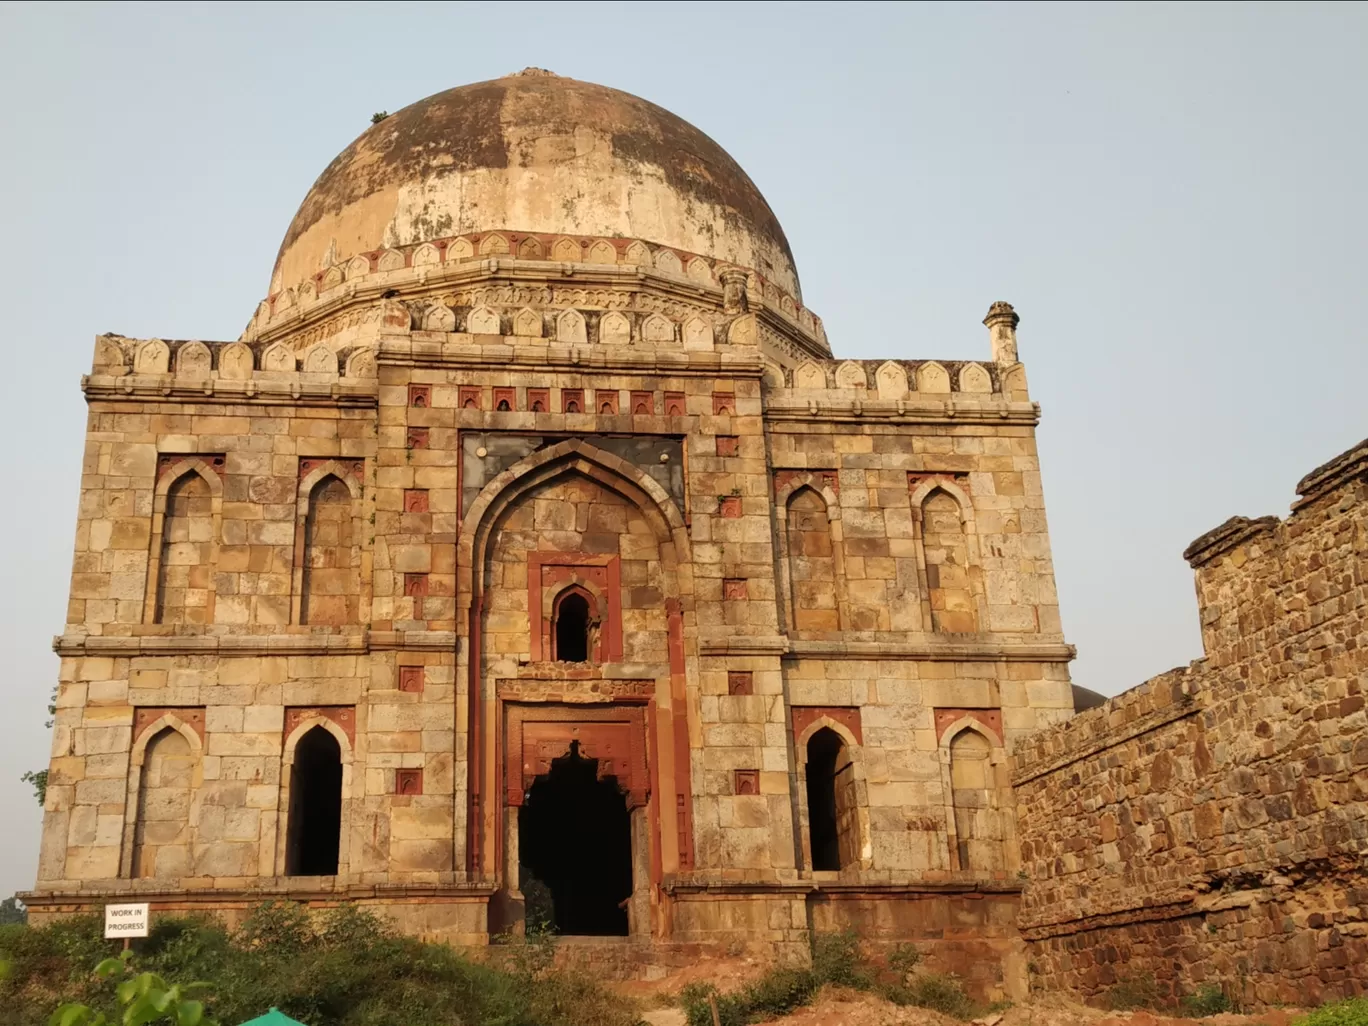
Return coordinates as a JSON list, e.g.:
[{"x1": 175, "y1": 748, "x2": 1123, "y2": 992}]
[
  {"x1": 0, "y1": 902, "x2": 639, "y2": 1026},
  {"x1": 678, "y1": 931, "x2": 874, "y2": 1026},
  {"x1": 1296, "y1": 997, "x2": 1368, "y2": 1026},
  {"x1": 883, "y1": 972, "x2": 975, "y2": 1020},
  {"x1": 1180, "y1": 982, "x2": 1230, "y2": 1018}
]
